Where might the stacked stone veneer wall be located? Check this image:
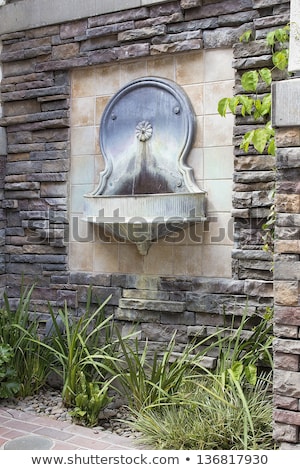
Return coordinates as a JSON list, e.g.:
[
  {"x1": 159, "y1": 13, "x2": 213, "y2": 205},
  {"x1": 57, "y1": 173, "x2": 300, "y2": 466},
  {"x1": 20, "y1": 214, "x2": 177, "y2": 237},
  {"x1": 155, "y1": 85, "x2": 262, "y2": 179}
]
[
  {"x1": 271, "y1": 78, "x2": 300, "y2": 449},
  {"x1": 0, "y1": 2, "x2": 290, "y2": 358}
]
